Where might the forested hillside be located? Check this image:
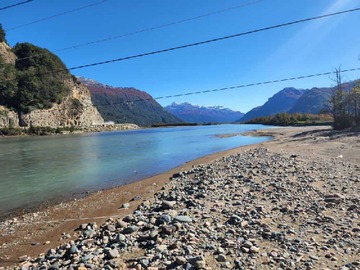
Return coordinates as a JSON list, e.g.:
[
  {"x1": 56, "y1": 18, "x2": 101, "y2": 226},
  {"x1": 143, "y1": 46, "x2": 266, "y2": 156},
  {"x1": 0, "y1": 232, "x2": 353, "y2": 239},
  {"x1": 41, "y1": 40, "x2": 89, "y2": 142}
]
[{"x1": 79, "y1": 78, "x2": 182, "y2": 126}]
